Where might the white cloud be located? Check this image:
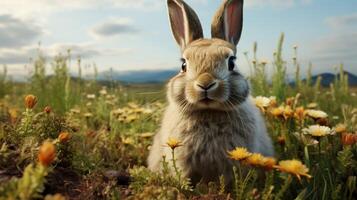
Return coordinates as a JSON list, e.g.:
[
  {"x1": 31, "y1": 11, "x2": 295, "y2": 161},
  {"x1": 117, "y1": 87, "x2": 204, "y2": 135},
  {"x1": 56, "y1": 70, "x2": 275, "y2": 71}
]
[
  {"x1": 245, "y1": 0, "x2": 312, "y2": 8},
  {"x1": 0, "y1": 0, "x2": 161, "y2": 19},
  {"x1": 0, "y1": 43, "x2": 132, "y2": 64},
  {"x1": 90, "y1": 18, "x2": 139, "y2": 39},
  {"x1": 188, "y1": 0, "x2": 312, "y2": 8},
  {"x1": 0, "y1": 15, "x2": 43, "y2": 48},
  {"x1": 326, "y1": 13, "x2": 357, "y2": 30}
]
